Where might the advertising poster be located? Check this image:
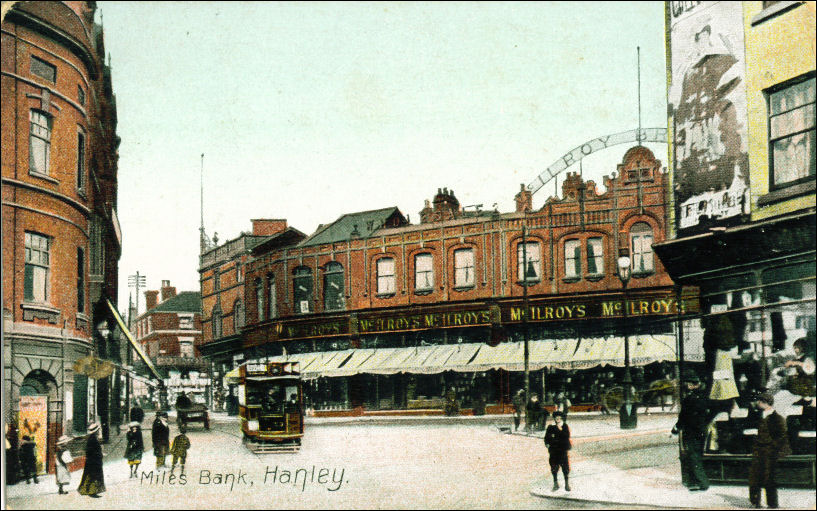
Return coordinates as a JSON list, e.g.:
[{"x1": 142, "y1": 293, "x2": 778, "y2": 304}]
[
  {"x1": 668, "y1": 1, "x2": 750, "y2": 232},
  {"x1": 19, "y1": 395, "x2": 48, "y2": 475}
]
